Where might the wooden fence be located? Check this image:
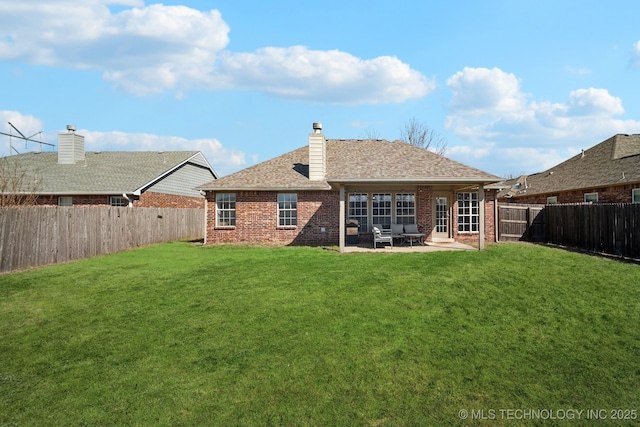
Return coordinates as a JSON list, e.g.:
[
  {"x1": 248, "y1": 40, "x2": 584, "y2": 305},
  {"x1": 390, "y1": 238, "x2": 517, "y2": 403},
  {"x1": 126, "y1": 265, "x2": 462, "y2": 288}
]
[
  {"x1": 0, "y1": 206, "x2": 204, "y2": 273},
  {"x1": 498, "y1": 204, "x2": 546, "y2": 242},
  {"x1": 545, "y1": 203, "x2": 640, "y2": 259}
]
